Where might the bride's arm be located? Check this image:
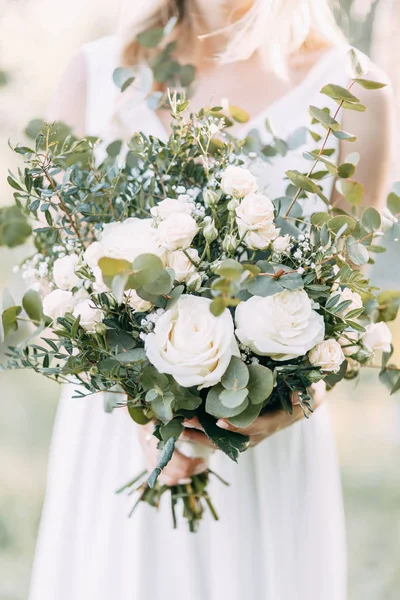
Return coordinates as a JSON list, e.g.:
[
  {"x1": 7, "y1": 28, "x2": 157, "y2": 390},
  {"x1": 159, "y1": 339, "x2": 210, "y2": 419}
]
[{"x1": 46, "y1": 52, "x2": 87, "y2": 135}]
